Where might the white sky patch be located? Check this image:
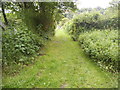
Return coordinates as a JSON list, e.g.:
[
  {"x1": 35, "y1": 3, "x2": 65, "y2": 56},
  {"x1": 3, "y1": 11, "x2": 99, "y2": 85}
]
[{"x1": 76, "y1": 0, "x2": 113, "y2": 9}]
